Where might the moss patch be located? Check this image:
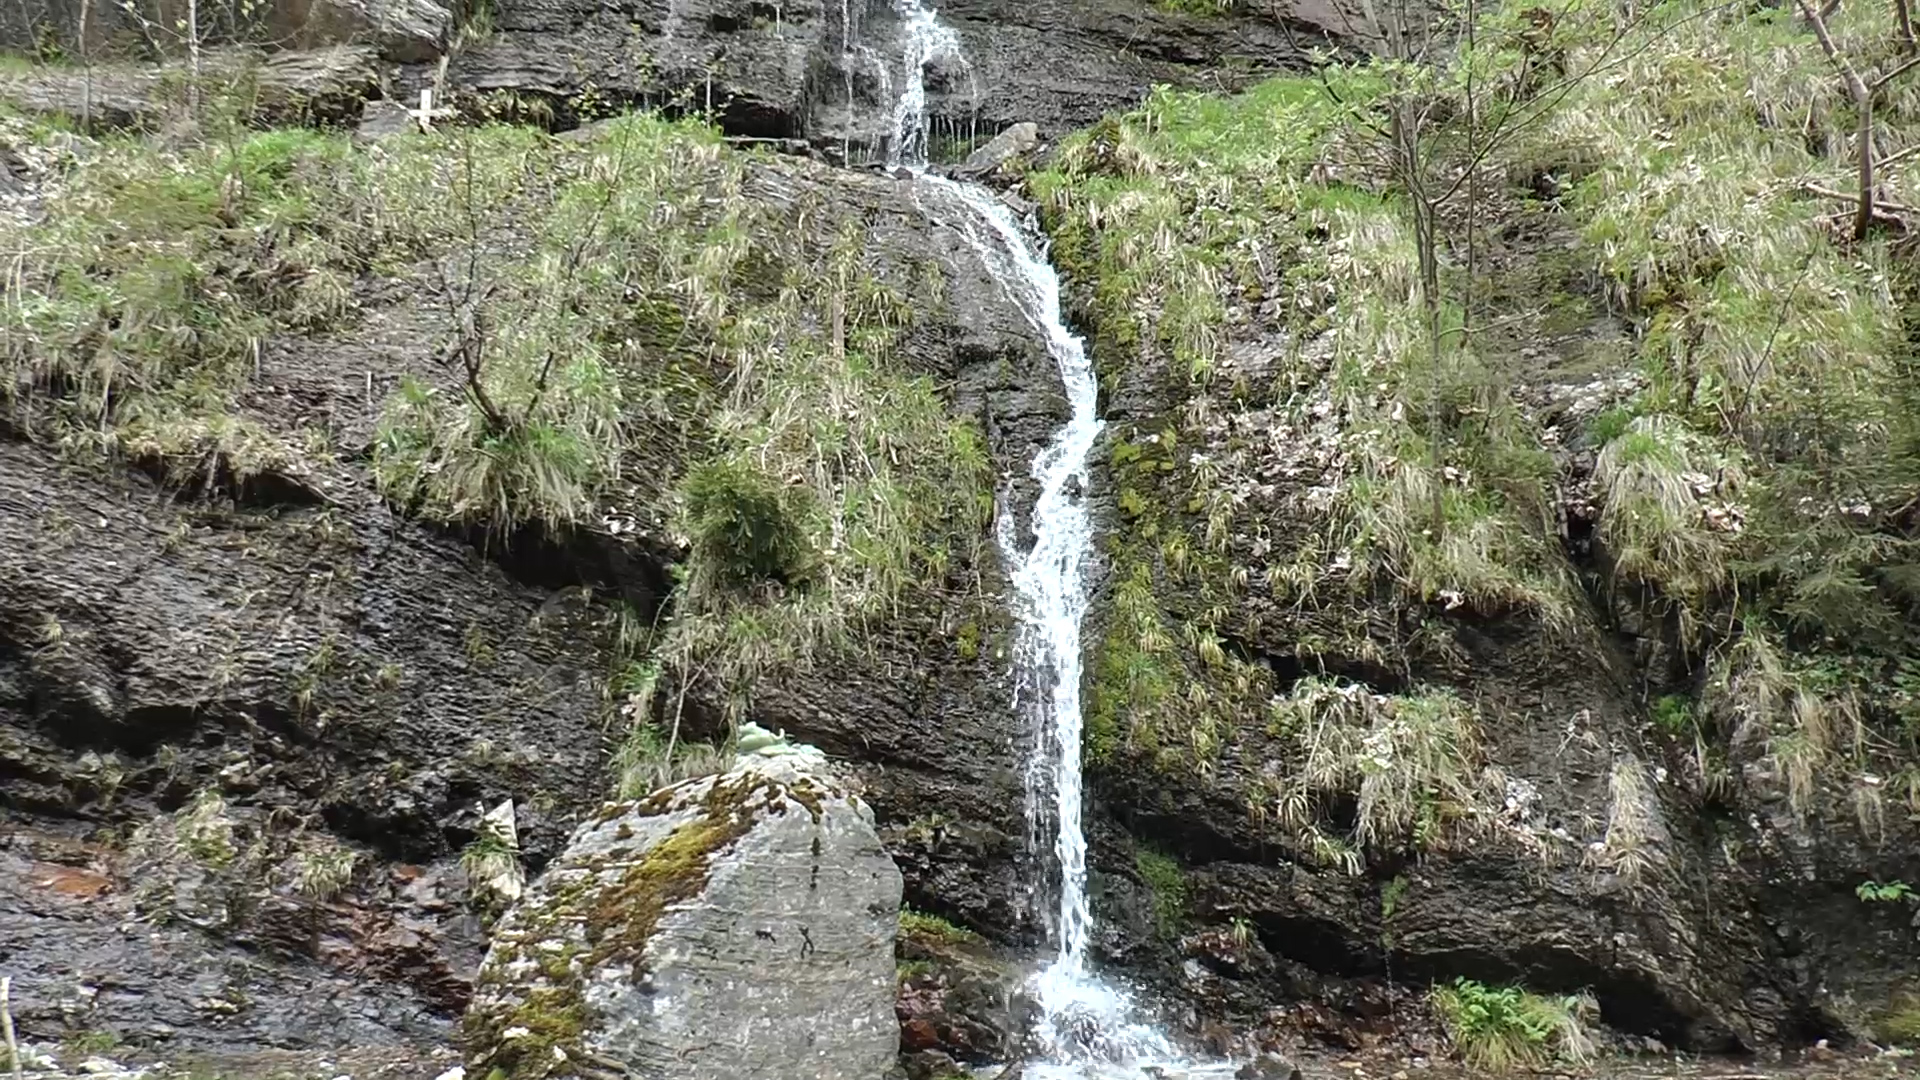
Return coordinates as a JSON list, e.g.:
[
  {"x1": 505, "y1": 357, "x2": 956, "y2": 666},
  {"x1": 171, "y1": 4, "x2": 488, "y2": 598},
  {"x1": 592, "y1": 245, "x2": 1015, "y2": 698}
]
[{"x1": 465, "y1": 773, "x2": 817, "y2": 1079}]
